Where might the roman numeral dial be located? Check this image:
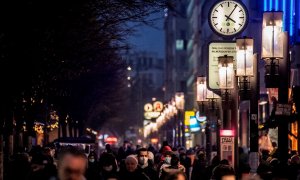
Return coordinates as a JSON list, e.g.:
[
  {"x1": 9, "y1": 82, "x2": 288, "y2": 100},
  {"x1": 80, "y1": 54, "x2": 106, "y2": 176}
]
[{"x1": 209, "y1": 0, "x2": 248, "y2": 36}]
